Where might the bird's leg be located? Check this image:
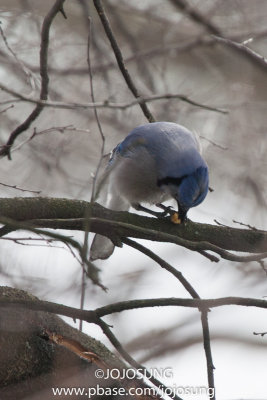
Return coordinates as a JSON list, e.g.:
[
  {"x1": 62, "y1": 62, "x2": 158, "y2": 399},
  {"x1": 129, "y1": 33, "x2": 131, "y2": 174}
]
[
  {"x1": 155, "y1": 203, "x2": 175, "y2": 217},
  {"x1": 133, "y1": 203, "x2": 173, "y2": 218}
]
